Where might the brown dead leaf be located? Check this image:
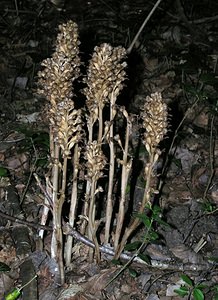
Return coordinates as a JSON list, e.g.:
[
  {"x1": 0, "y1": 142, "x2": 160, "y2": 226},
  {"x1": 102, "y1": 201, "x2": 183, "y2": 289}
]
[
  {"x1": 5, "y1": 152, "x2": 29, "y2": 174},
  {"x1": 56, "y1": 284, "x2": 84, "y2": 300},
  {"x1": 66, "y1": 293, "x2": 93, "y2": 300},
  {"x1": 70, "y1": 296, "x2": 88, "y2": 300},
  {"x1": 83, "y1": 267, "x2": 118, "y2": 295},
  {"x1": 193, "y1": 110, "x2": 209, "y2": 128},
  {"x1": 143, "y1": 57, "x2": 159, "y2": 72},
  {"x1": 0, "y1": 247, "x2": 16, "y2": 266},
  {"x1": 38, "y1": 265, "x2": 54, "y2": 290},
  {"x1": 0, "y1": 152, "x2": 5, "y2": 162}
]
